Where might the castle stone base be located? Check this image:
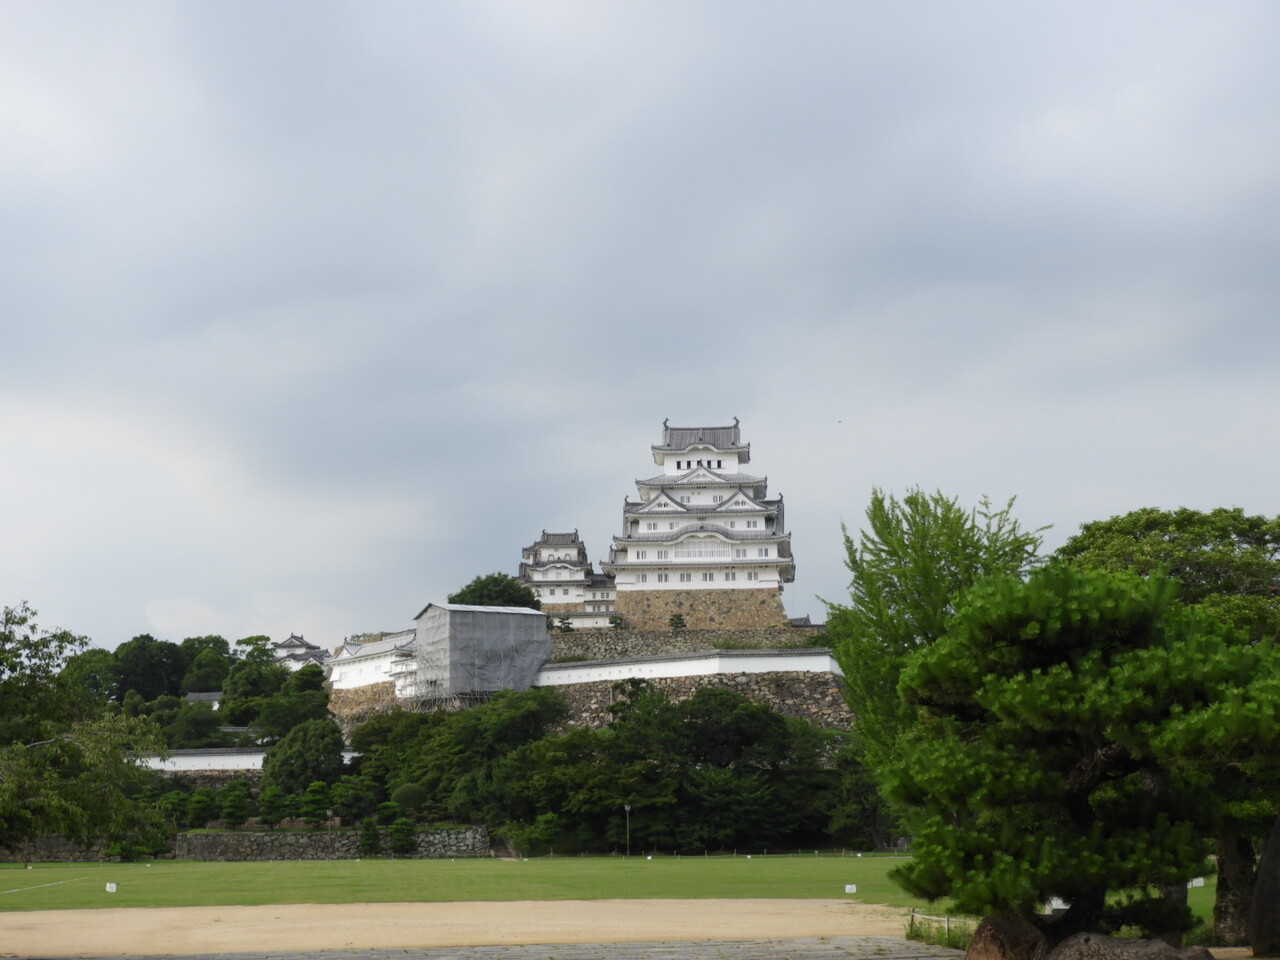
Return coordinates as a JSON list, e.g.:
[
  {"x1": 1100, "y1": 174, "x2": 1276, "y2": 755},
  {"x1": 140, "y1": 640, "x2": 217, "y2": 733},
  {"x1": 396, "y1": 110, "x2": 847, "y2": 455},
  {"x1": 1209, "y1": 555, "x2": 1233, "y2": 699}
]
[{"x1": 613, "y1": 587, "x2": 788, "y2": 631}]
